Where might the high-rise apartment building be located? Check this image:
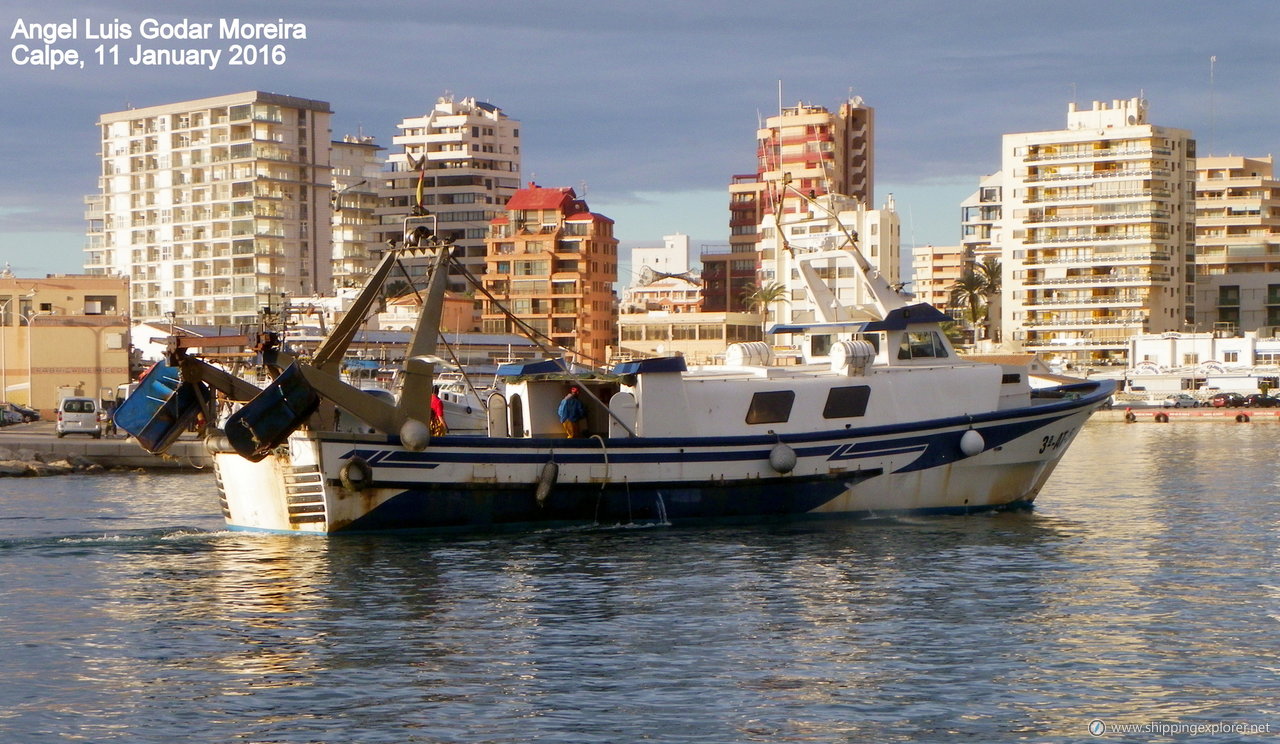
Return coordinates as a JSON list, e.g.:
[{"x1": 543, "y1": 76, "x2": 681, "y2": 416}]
[
  {"x1": 757, "y1": 98, "x2": 874, "y2": 214},
  {"x1": 910, "y1": 243, "x2": 967, "y2": 314},
  {"x1": 1193, "y1": 155, "x2": 1280, "y2": 332},
  {"x1": 89, "y1": 91, "x2": 333, "y2": 325},
  {"x1": 330, "y1": 135, "x2": 384, "y2": 291},
  {"x1": 999, "y1": 98, "x2": 1195, "y2": 365},
  {"x1": 377, "y1": 96, "x2": 521, "y2": 293},
  {"x1": 711, "y1": 96, "x2": 880, "y2": 314},
  {"x1": 482, "y1": 185, "x2": 617, "y2": 365}
]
